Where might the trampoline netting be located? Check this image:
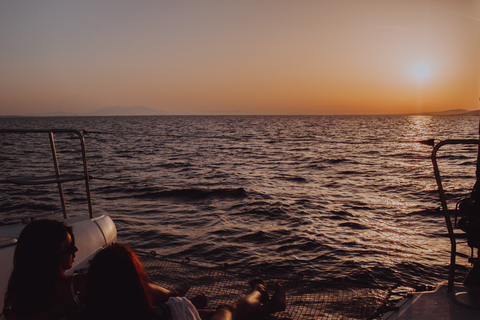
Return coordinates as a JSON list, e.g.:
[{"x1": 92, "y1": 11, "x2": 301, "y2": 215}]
[{"x1": 138, "y1": 252, "x2": 390, "y2": 320}]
